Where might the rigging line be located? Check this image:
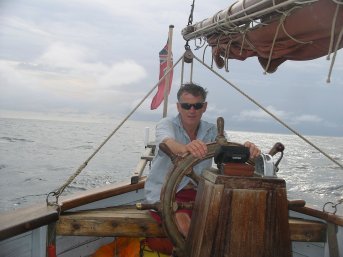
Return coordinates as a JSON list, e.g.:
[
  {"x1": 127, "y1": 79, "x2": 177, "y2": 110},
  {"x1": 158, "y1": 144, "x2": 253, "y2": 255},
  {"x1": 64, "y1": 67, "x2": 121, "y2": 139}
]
[
  {"x1": 194, "y1": 37, "x2": 206, "y2": 50},
  {"x1": 181, "y1": 57, "x2": 185, "y2": 85},
  {"x1": 224, "y1": 40, "x2": 233, "y2": 72},
  {"x1": 326, "y1": 3, "x2": 342, "y2": 83},
  {"x1": 263, "y1": 6, "x2": 306, "y2": 74},
  {"x1": 327, "y1": 24, "x2": 343, "y2": 83},
  {"x1": 331, "y1": 0, "x2": 343, "y2": 5},
  {"x1": 190, "y1": 58, "x2": 194, "y2": 82},
  {"x1": 47, "y1": 55, "x2": 184, "y2": 205},
  {"x1": 327, "y1": 2, "x2": 340, "y2": 61},
  {"x1": 263, "y1": 8, "x2": 289, "y2": 74},
  {"x1": 192, "y1": 54, "x2": 343, "y2": 170},
  {"x1": 188, "y1": 0, "x2": 196, "y2": 26},
  {"x1": 185, "y1": 0, "x2": 196, "y2": 50}
]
